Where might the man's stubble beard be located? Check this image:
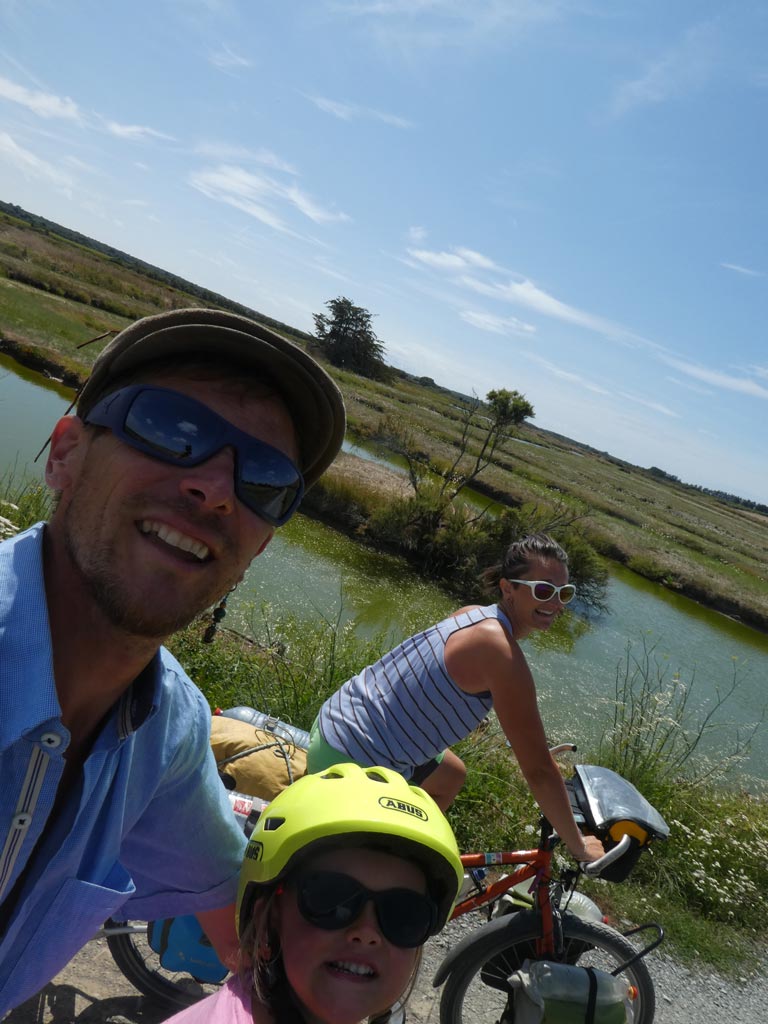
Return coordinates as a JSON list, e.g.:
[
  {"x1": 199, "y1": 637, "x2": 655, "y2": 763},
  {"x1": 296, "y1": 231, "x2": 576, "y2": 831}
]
[{"x1": 61, "y1": 494, "x2": 242, "y2": 641}]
